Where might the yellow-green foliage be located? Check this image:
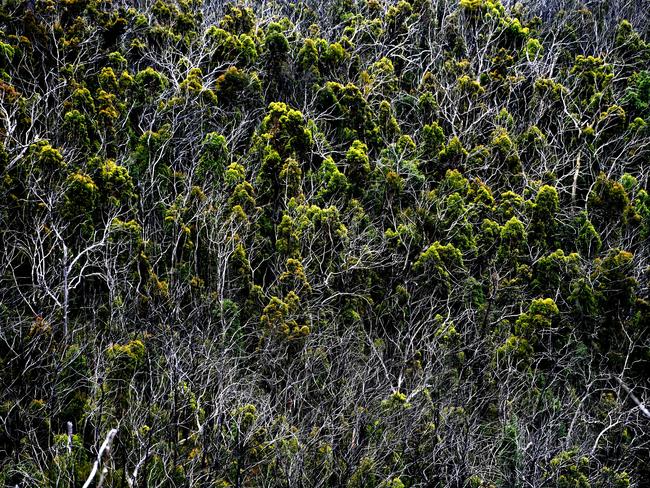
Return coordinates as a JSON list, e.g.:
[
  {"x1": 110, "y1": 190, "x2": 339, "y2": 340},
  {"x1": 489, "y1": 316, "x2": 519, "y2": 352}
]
[
  {"x1": 316, "y1": 156, "x2": 349, "y2": 200},
  {"x1": 523, "y1": 38, "x2": 543, "y2": 59},
  {"x1": 413, "y1": 241, "x2": 464, "y2": 277},
  {"x1": 588, "y1": 173, "x2": 633, "y2": 227},
  {"x1": 548, "y1": 450, "x2": 591, "y2": 488},
  {"x1": 346, "y1": 139, "x2": 371, "y2": 183},
  {"x1": 260, "y1": 292, "x2": 309, "y2": 339},
  {"x1": 514, "y1": 298, "x2": 559, "y2": 337},
  {"x1": 499, "y1": 216, "x2": 526, "y2": 245},
  {"x1": 1, "y1": 2, "x2": 648, "y2": 486},
  {"x1": 497, "y1": 334, "x2": 533, "y2": 366},
  {"x1": 106, "y1": 339, "x2": 146, "y2": 379},
  {"x1": 534, "y1": 77, "x2": 566, "y2": 101},
  {"x1": 381, "y1": 391, "x2": 411, "y2": 410},
  {"x1": 491, "y1": 127, "x2": 521, "y2": 173},
  {"x1": 570, "y1": 55, "x2": 613, "y2": 103},
  {"x1": 261, "y1": 102, "x2": 313, "y2": 157},
  {"x1": 35, "y1": 142, "x2": 66, "y2": 170},
  {"x1": 460, "y1": 0, "x2": 506, "y2": 17},
  {"x1": 439, "y1": 136, "x2": 468, "y2": 168},
  {"x1": 134, "y1": 66, "x2": 168, "y2": 100},
  {"x1": 457, "y1": 75, "x2": 485, "y2": 97},
  {"x1": 96, "y1": 159, "x2": 135, "y2": 205},
  {"x1": 64, "y1": 171, "x2": 98, "y2": 217}
]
